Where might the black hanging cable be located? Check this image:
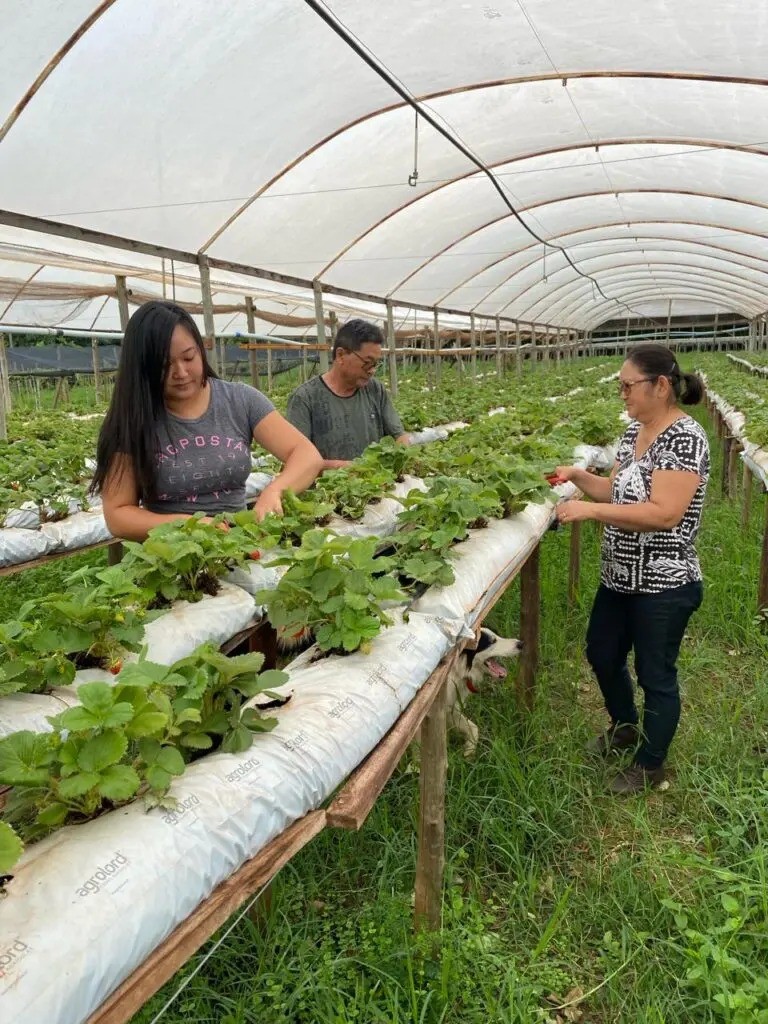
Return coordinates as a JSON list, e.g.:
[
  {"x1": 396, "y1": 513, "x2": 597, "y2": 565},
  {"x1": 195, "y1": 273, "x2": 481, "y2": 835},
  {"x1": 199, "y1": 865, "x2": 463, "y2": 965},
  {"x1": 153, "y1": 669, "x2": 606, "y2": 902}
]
[{"x1": 303, "y1": 0, "x2": 657, "y2": 320}]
